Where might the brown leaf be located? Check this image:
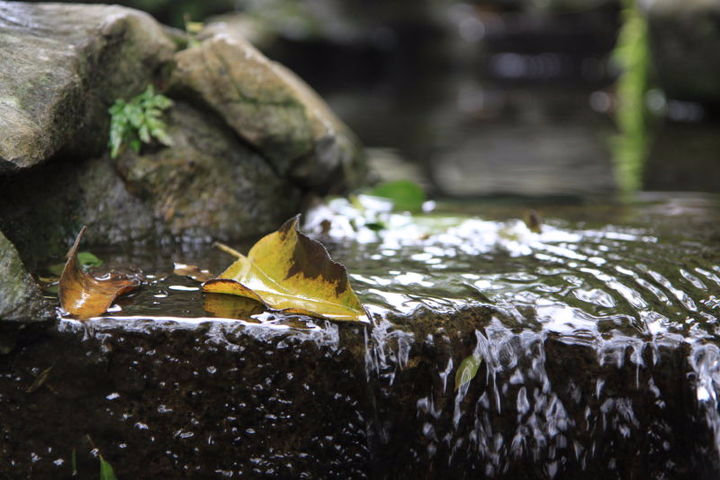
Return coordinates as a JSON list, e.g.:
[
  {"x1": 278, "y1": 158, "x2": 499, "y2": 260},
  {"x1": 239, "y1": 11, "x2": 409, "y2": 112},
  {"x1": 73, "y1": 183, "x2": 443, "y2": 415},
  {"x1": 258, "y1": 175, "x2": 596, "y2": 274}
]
[
  {"x1": 173, "y1": 262, "x2": 215, "y2": 283},
  {"x1": 524, "y1": 209, "x2": 542, "y2": 234},
  {"x1": 59, "y1": 227, "x2": 141, "y2": 320}
]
